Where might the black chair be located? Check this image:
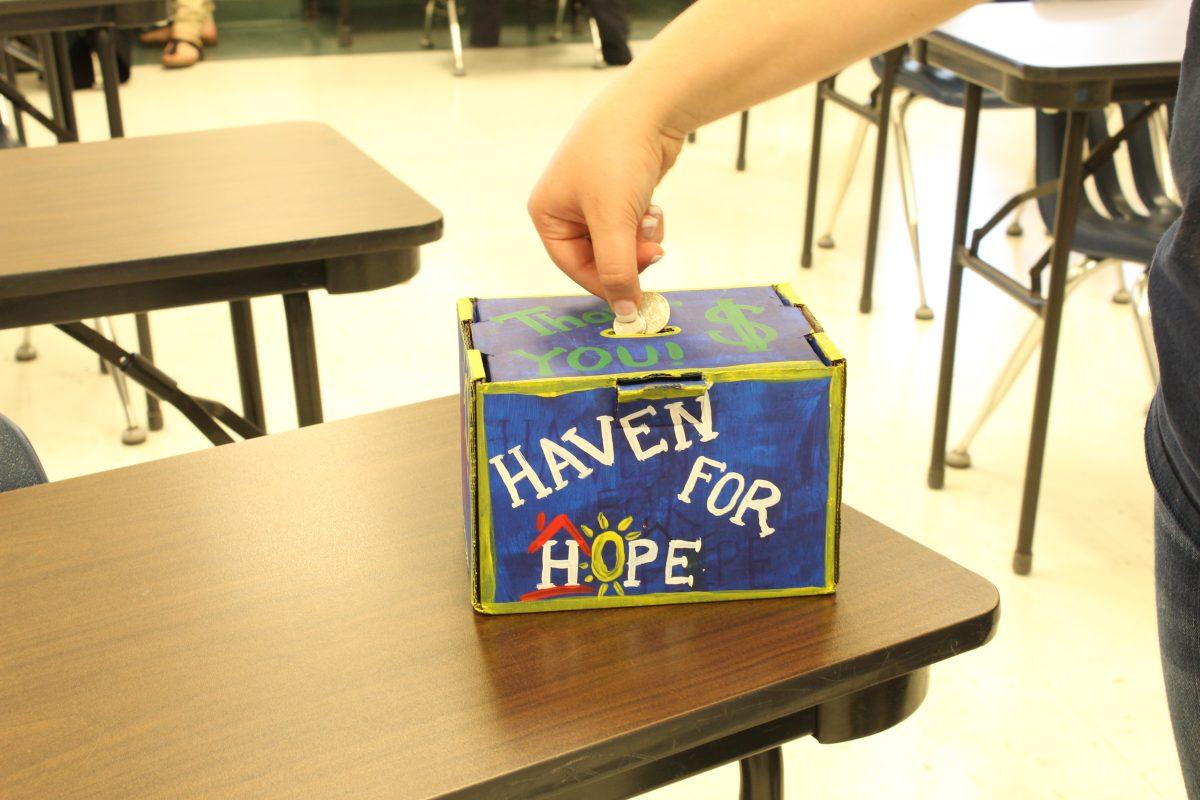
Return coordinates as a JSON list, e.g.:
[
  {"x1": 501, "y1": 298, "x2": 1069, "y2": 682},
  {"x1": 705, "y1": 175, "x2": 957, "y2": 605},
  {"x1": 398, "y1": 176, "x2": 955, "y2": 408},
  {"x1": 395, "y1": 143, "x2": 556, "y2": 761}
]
[
  {"x1": 801, "y1": 46, "x2": 1023, "y2": 320},
  {"x1": 0, "y1": 413, "x2": 47, "y2": 492},
  {"x1": 943, "y1": 103, "x2": 1175, "y2": 469}
]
